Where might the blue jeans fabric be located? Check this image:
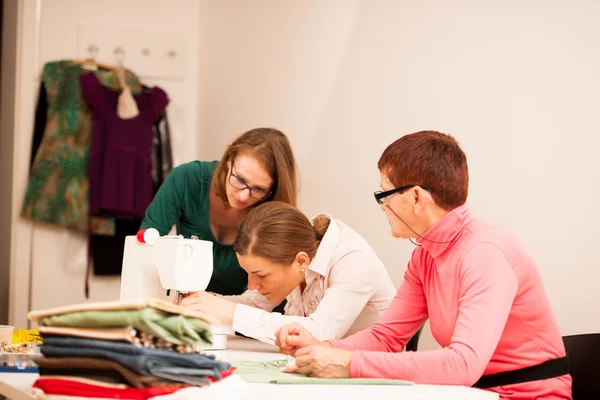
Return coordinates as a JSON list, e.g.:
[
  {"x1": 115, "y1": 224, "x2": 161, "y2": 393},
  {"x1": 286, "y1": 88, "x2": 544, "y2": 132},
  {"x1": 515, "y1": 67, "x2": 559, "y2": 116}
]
[{"x1": 41, "y1": 336, "x2": 229, "y2": 386}]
